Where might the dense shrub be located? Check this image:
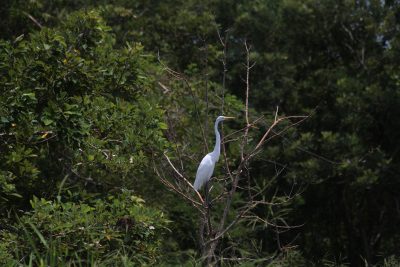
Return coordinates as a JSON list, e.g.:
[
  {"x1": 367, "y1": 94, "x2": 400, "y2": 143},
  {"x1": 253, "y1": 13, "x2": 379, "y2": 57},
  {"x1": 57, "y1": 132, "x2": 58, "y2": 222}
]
[
  {"x1": 0, "y1": 190, "x2": 168, "y2": 266},
  {"x1": 0, "y1": 10, "x2": 168, "y2": 210}
]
